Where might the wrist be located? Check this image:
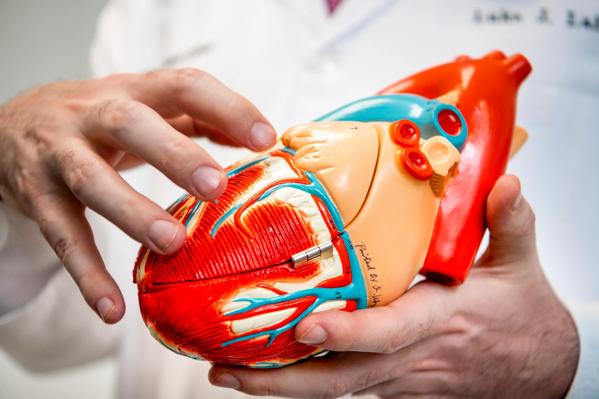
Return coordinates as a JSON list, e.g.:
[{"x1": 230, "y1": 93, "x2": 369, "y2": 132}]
[
  {"x1": 558, "y1": 305, "x2": 581, "y2": 398},
  {"x1": 564, "y1": 301, "x2": 599, "y2": 398},
  {"x1": 538, "y1": 297, "x2": 580, "y2": 398}
]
